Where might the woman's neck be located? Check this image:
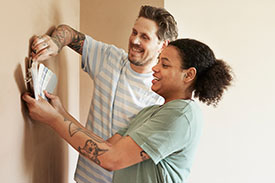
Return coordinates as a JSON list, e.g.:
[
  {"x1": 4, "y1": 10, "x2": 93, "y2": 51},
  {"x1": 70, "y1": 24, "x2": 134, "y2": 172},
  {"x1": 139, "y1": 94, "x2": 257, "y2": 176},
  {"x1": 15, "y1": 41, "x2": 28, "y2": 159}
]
[{"x1": 164, "y1": 94, "x2": 192, "y2": 104}]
